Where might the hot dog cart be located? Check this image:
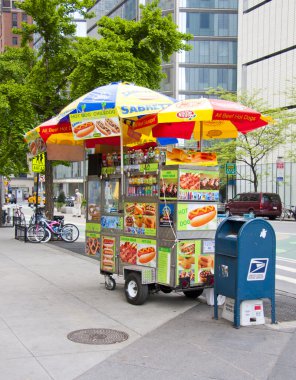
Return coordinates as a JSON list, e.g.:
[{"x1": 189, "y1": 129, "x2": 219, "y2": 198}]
[{"x1": 85, "y1": 147, "x2": 220, "y2": 305}]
